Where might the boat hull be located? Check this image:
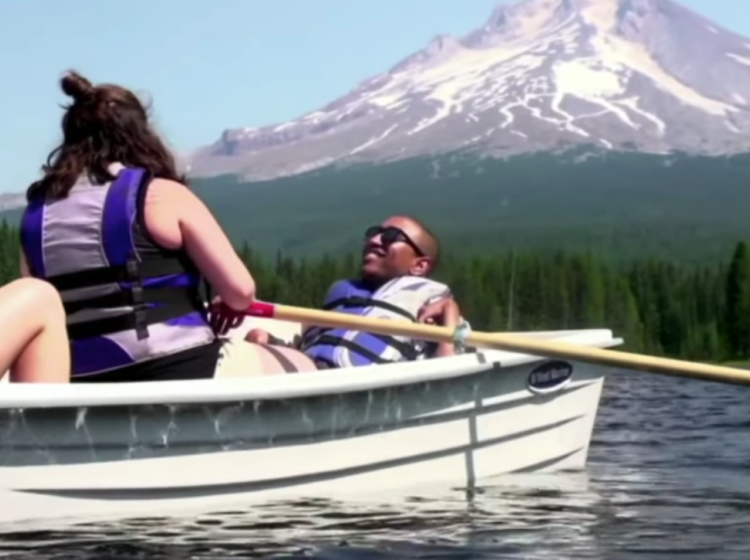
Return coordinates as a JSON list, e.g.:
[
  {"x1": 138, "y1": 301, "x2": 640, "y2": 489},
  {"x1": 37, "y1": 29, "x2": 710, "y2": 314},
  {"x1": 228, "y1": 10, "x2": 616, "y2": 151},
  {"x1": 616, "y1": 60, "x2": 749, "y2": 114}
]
[{"x1": 0, "y1": 328, "x2": 619, "y2": 529}]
